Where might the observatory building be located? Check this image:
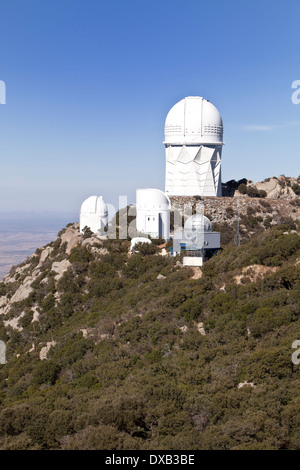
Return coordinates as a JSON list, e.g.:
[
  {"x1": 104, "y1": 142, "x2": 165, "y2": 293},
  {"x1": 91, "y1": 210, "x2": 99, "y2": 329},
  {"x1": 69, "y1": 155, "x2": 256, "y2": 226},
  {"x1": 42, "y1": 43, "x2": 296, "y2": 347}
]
[
  {"x1": 136, "y1": 188, "x2": 171, "y2": 240},
  {"x1": 173, "y1": 213, "x2": 220, "y2": 266},
  {"x1": 164, "y1": 96, "x2": 223, "y2": 197},
  {"x1": 80, "y1": 195, "x2": 108, "y2": 234}
]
